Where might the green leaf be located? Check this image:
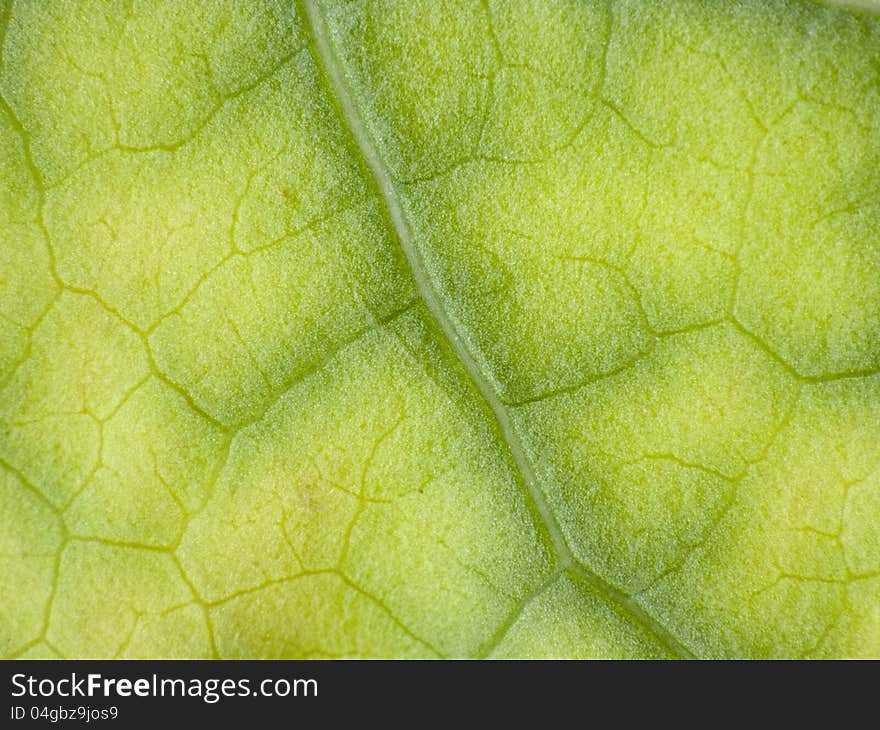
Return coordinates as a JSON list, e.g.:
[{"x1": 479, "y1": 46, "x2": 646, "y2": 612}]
[{"x1": 1, "y1": 0, "x2": 879, "y2": 659}]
